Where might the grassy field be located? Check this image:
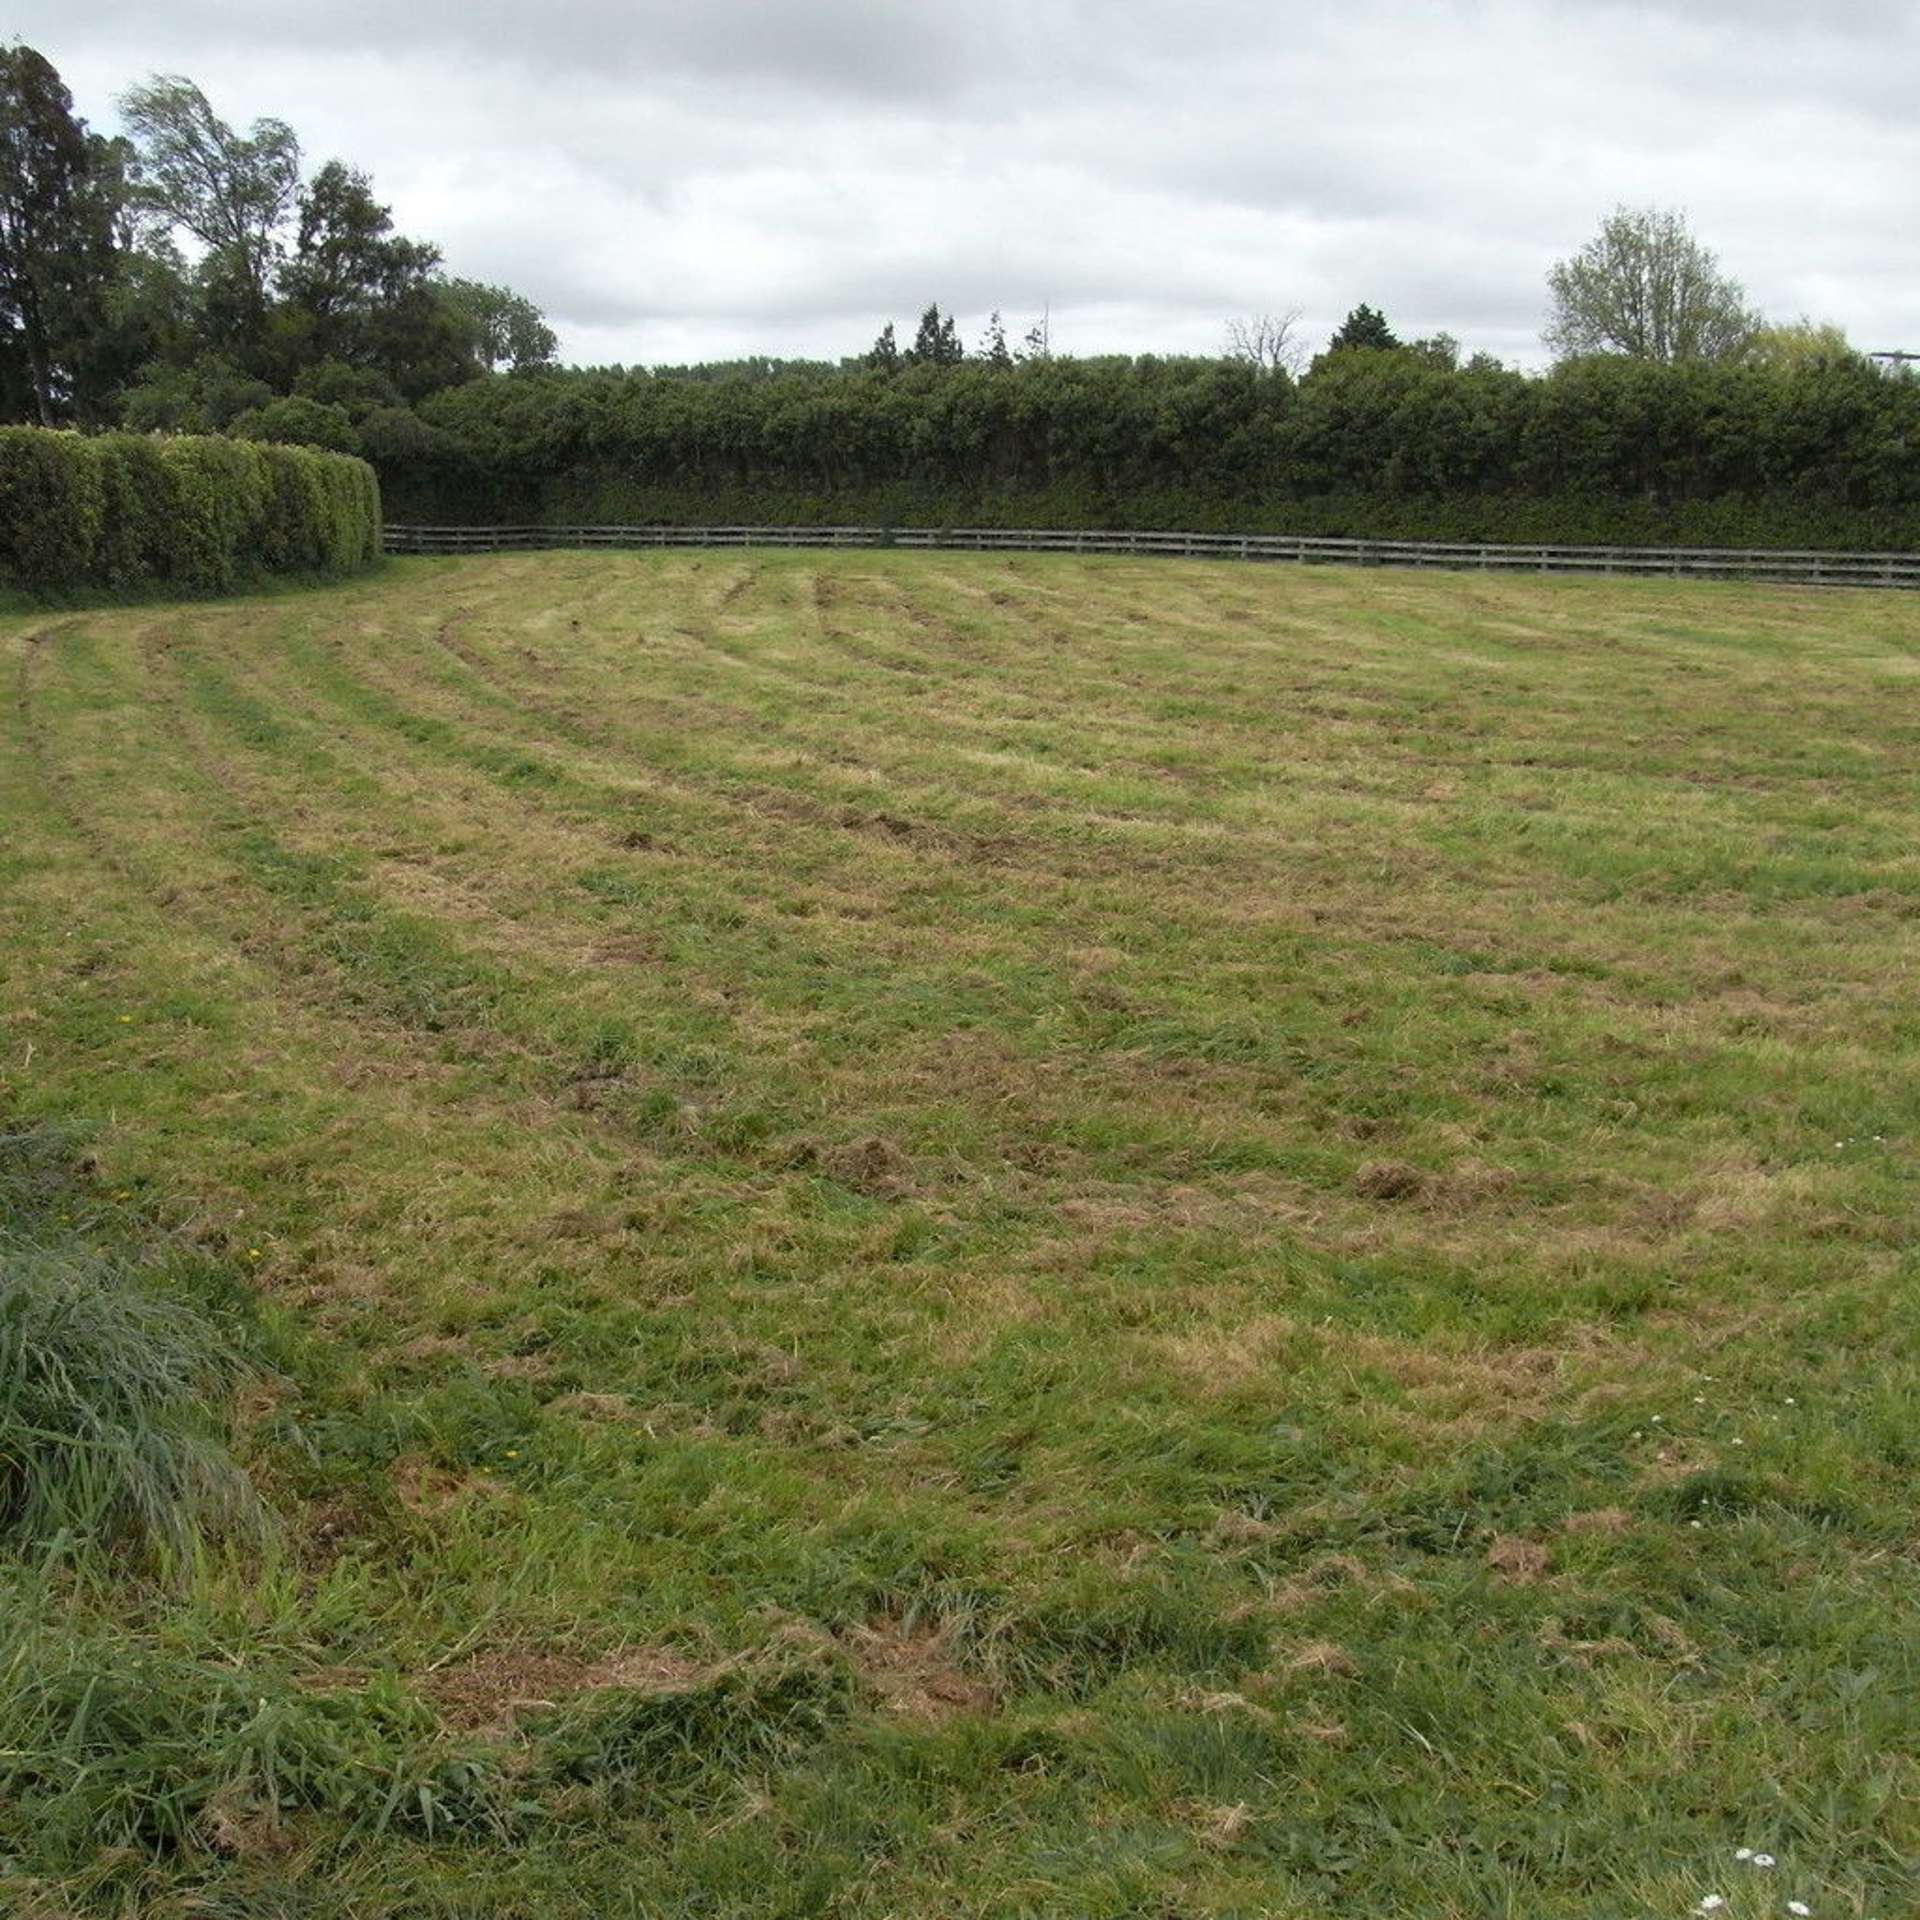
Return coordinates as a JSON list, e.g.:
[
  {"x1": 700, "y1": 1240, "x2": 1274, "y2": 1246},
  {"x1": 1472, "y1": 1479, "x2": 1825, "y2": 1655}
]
[{"x1": 2, "y1": 550, "x2": 1916, "y2": 1918}]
